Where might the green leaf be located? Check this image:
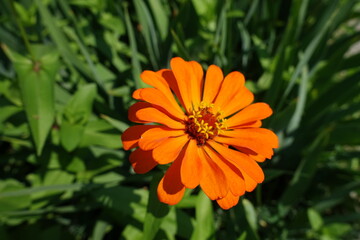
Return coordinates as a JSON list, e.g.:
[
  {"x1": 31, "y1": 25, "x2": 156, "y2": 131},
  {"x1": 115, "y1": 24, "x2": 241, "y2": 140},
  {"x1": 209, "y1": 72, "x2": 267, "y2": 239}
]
[
  {"x1": 321, "y1": 223, "x2": 351, "y2": 239},
  {"x1": 170, "y1": 29, "x2": 190, "y2": 60},
  {"x1": 93, "y1": 172, "x2": 124, "y2": 184},
  {"x1": 63, "y1": 84, "x2": 97, "y2": 123},
  {"x1": 279, "y1": 129, "x2": 329, "y2": 215},
  {"x1": 134, "y1": 0, "x2": 160, "y2": 69},
  {"x1": 28, "y1": 170, "x2": 75, "y2": 209},
  {"x1": 121, "y1": 224, "x2": 143, "y2": 240},
  {"x1": 0, "y1": 179, "x2": 31, "y2": 213},
  {"x1": 3, "y1": 45, "x2": 59, "y2": 155},
  {"x1": 287, "y1": 63, "x2": 308, "y2": 133},
  {"x1": 92, "y1": 186, "x2": 148, "y2": 218},
  {"x1": 242, "y1": 199, "x2": 258, "y2": 233},
  {"x1": 92, "y1": 220, "x2": 111, "y2": 240},
  {"x1": 237, "y1": 232, "x2": 248, "y2": 240},
  {"x1": 191, "y1": 191, "x2": 215, "y2": 240},
  {"x1": 35, "y1": 0, "x2": 104, "y2": 89},
  {"x1": 0, "y1": 183, "x2": 84, "y2": 199},
  {"x1": 143, "y1": 174, "x2": 171, "y2": 240},
  {"x1": 0, "y1": 104, "x2": 22, "y2": 125},
  {"x1": 99, "y1": 12, "x2": 125, "y2": 36},
  {"x1": 308, "y1": 208, "x2": 323, "y2": 231},
  {"x1": 60, "y1": 84, "x2": 97, "y2": 151},
  {"x1": 314, "y1": 181, "x2": 360, "y2": 212},
  {"x1": 80, "y1": 120, "x2": 122, "y2": 149},
  {"x1": 122, "y1": 3, "x2": 143, "y2": 89},
  {"x1": 60, "y1": 120, "x2": 84, "y2": 152},
  {"x1": 0, "y1": 78, "x2": 22, "y2": 106},
  {"x1": 278, "y1": 0, "x2": 340, "y2": 109},
  {"x1": 329, "y1": 121, "x2": 360, "y2": 145},
  {"x1": 101, "y1": 114, "x2": 129, "y2": 132},
  {"x1": 148, "y1": 0, "x2": 169, "y2": 40},
  {"x1": 42, "y1": 170, "x2": 74, "y2": 186}
]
